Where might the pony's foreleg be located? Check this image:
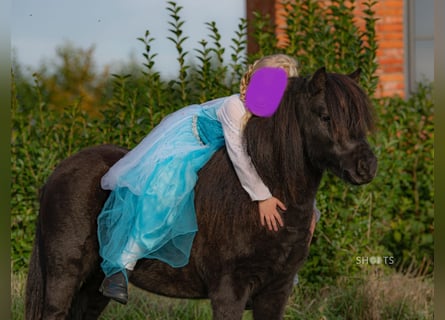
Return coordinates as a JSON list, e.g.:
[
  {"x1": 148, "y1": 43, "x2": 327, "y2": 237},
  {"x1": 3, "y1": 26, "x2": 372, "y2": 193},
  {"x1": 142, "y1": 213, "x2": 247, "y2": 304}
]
[
  {"x1": 251, "y1": 276, "x2": 294, "y2": 320},
  {"x1": 208, "y1": 275, "x2": 250, "y2": 320}
]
